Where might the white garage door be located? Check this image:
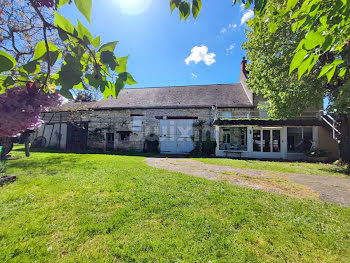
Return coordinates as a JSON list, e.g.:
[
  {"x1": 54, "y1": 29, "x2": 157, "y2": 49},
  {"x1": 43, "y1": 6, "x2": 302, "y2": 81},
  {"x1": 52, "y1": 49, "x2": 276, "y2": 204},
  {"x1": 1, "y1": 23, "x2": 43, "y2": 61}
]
[{"x1": 159, "y1": 119, "x2": 194, "y2": 154}]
